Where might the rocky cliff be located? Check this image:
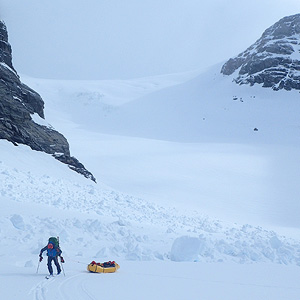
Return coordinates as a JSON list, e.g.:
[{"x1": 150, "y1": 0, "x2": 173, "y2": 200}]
[
  {"x1": 221, "y1": 14, "x2": 300, "y2": 91},
  {"x1": 0, "y1": 21, "x2": 96, "y2": 182}
]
